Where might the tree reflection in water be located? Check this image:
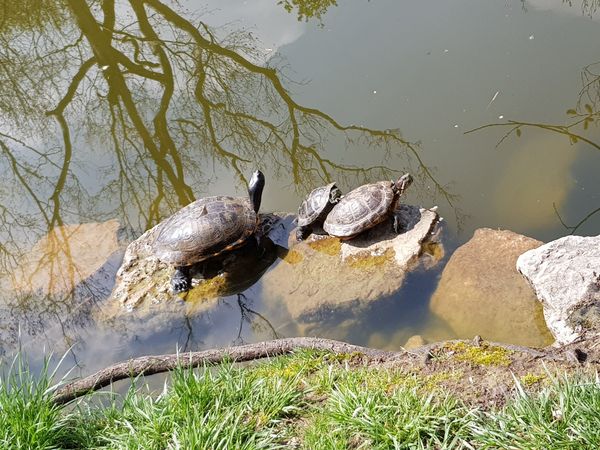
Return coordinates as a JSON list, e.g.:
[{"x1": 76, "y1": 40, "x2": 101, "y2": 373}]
[
  {"x1": 0, "y1": 0, "x2": 456, "y2": 358},
  {"x1": 277, "y1": 0, "x2": 338, "y2": 24}
]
